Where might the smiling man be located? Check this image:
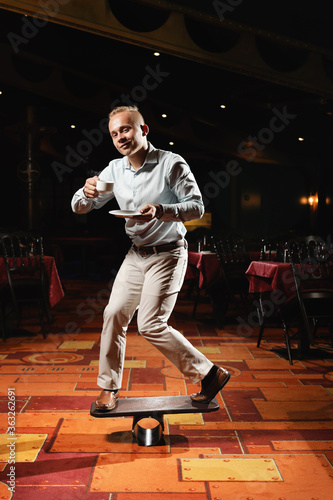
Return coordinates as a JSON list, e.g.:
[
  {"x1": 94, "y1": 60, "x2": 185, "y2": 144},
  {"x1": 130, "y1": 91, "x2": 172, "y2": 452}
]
[{"x1": 71, "y1": 105, "x2": 230, "y2": 411}]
